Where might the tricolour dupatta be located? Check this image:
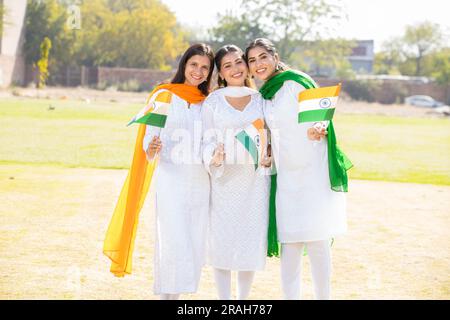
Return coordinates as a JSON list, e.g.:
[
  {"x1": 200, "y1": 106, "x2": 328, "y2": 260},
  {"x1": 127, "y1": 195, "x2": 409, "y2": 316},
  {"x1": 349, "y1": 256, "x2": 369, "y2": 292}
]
[
  {"x1": 260, "y1": 70, "x2": 353, "y2": 257},
  {"x1": 103, "y1": 83, "x2": 205, "y2": 277}
]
